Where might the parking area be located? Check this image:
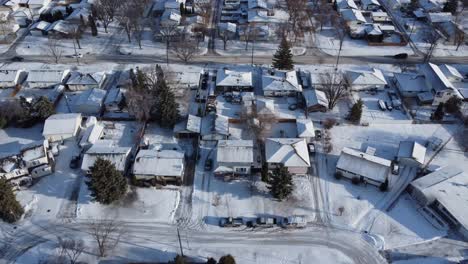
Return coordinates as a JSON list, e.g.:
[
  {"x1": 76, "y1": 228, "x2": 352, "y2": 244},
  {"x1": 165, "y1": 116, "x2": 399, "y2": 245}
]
[{"x1": 357, "y1": 90, "x2": 410, "y2": 123}]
